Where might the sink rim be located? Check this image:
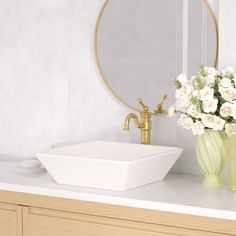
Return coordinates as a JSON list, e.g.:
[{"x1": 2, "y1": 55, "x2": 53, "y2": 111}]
[{"x1": 36, "y1": 141, "x2": 183, "y2": 164}]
